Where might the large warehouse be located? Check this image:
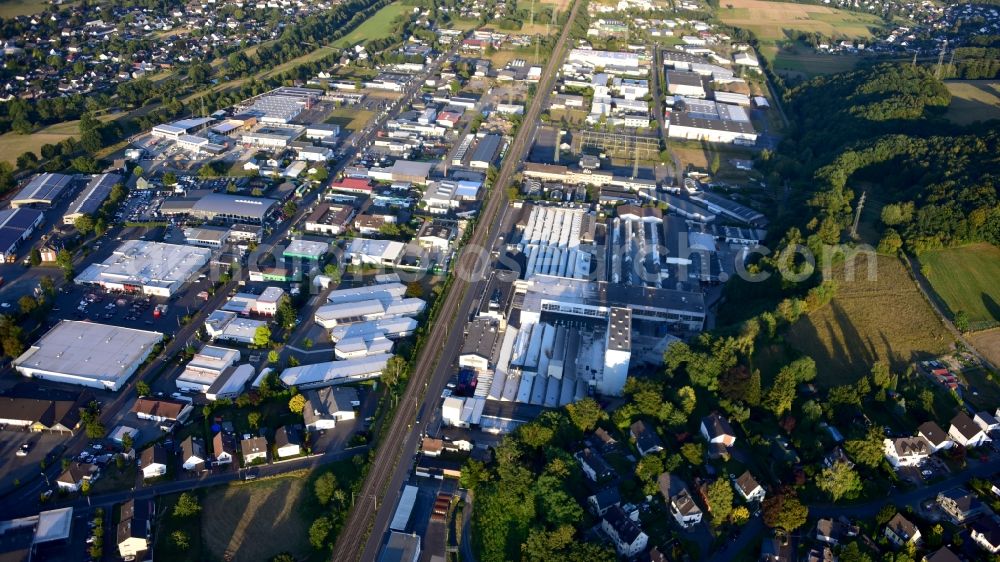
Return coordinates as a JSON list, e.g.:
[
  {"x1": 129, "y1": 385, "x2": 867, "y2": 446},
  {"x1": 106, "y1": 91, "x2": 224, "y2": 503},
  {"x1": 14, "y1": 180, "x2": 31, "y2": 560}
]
[
  {"x1": 11, "y1": 173, "x2": 73, "y2": 208},
  {"x1": 13, "y1": 321, "x2": 164, "y2": 391},
  {"x1": 63, "y1": 173, "x2": 121, "y2": 225},
  {"x1": 0, "y1": 207, "x2": 45, "y2": 261},
  {"x1": 279, "y1": 355, "x2": 392, "y2": 389},
  {"x1": 75, "y1": 240, "x2": 212, "y2": 296}
]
